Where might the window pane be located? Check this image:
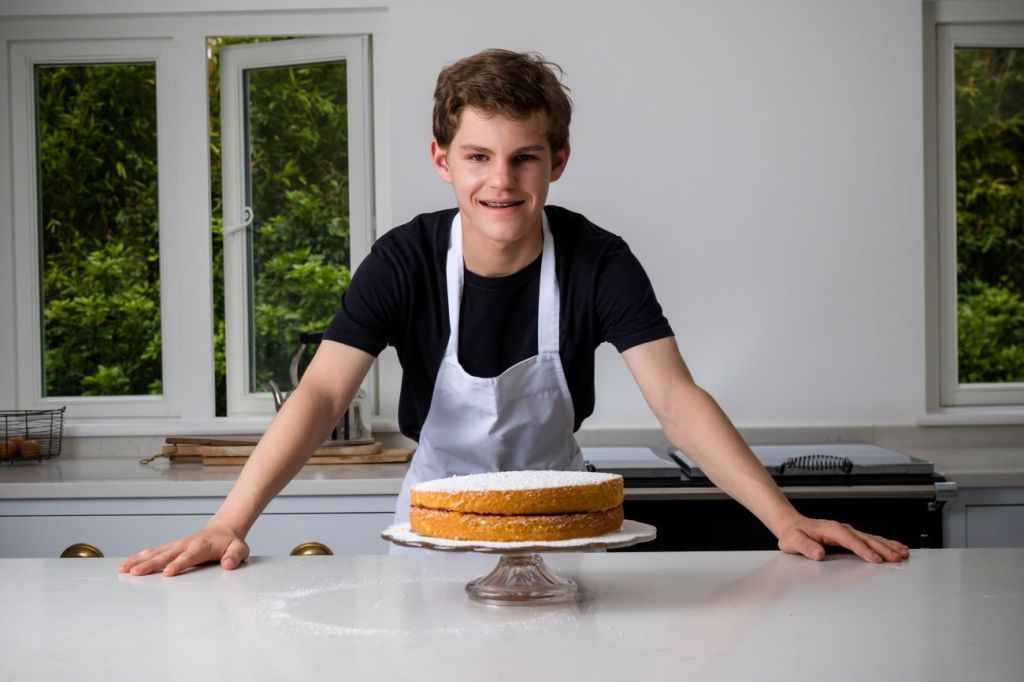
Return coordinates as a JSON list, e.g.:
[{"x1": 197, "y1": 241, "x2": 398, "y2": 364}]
[
  {"x1": 243, "y1": 59, "x2": 352, "y2": 394},
  {"x1": 955, "y1": 48, "x2": 1024, "y2": 384},
  {"x1": 35, "y1": 63, "x2": 162, "y2": 397}
]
